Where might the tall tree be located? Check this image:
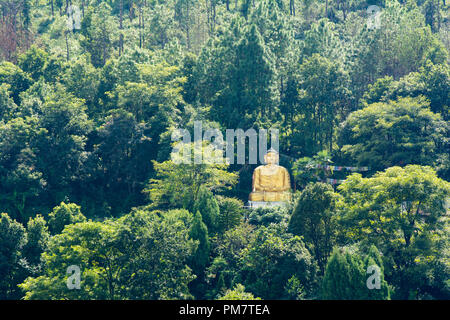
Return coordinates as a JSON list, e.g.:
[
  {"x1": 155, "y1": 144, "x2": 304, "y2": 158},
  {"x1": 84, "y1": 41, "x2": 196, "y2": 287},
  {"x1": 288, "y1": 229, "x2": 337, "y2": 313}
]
[
  {"x1": 289, "y1": 182, "x2": 340, "y2": 273},
  {"x1": 0, "y1": 213, "x2": 26, "y2": 299},
  {"x1": 338, "y1": 96, "x2": 446, "y2": 171},
  {"x1": 22, "y1": 214, "x2": 50, "y2": 275},
  {"x1": 146, "y1": 142, "x2": 238, "y2": 210},
  {"x1": 80, "y1": 3, "x2": 117, "y2": 67},
  {"x1": 195, "y1": 20, "x2": 278, "y2": 128},
  {"x1": 193, "y1": 186, "x2": 220, "y2": 233},
  {"x1": 338, "y1": 165, "x2": 450, "y2": 299},
  {"x1": 322, "y1": 247, "x2": 390, "y2": 300},
  {"x1": 47, "y1": 202, "x2": 86, "y2": 235},
  {"x1": 20, "y1": 209, "x2": 197, "y2": 299},
  {"x1": 291, "y1": 54, "x2": 349, "y2": 155}
]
